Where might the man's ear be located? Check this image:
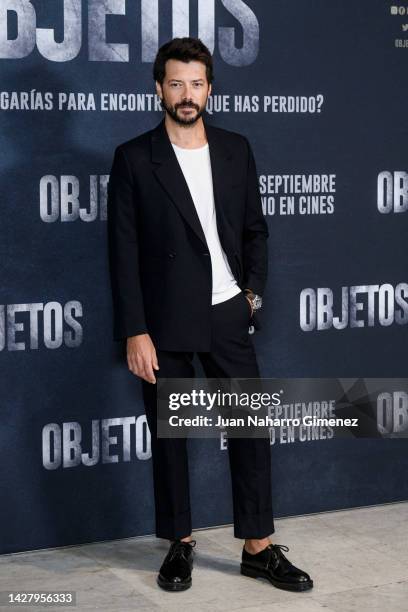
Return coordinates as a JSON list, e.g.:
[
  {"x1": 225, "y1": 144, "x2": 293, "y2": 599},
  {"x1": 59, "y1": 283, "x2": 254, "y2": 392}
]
[{"x1": 155, "y1": 80, "x2": 162, "y2": 98}]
